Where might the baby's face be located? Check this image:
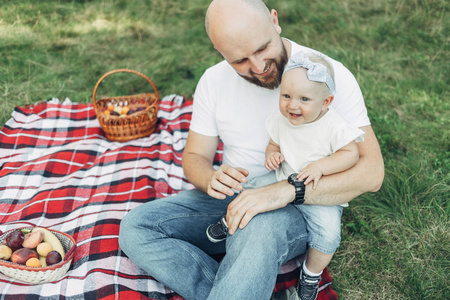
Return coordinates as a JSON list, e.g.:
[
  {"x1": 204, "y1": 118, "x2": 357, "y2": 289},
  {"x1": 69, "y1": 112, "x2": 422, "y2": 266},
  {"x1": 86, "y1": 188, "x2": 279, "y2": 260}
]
[{"x1": 279, "y1": 68, "x2": 329, "y2": 126}]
